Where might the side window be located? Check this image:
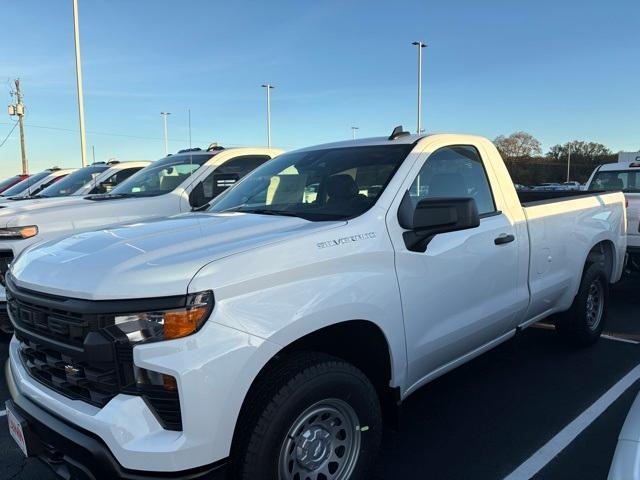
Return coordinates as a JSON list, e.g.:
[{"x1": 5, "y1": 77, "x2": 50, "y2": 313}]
[
  {"x1": 409, "y1": 145, "x2": 496, "y2": 216},
  {"x1": 88, "y1": 167, "x2": 143, "y2": 194},
  {"x1": 215, "y1": 155, "x2": 271, "y2": 177},
  {"x1": 200, "y1": 155, "x2": 271, "y2": 201},
  {"x1": 32, "y1": 175, "x2": 65, "y2": 195}
]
